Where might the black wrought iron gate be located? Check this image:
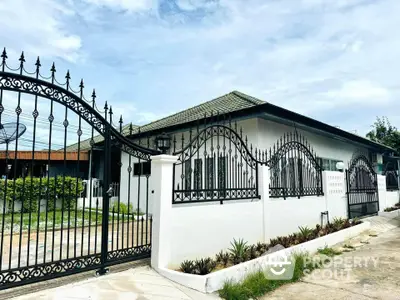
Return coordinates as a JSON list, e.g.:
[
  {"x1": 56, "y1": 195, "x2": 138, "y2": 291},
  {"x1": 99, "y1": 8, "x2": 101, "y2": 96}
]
[
  {"x1": 0, "y1": 49, "x2": 159, "y2": 290},
  {"x1": 346, "y1": 154, "x2": 379, "y2": 219}
]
